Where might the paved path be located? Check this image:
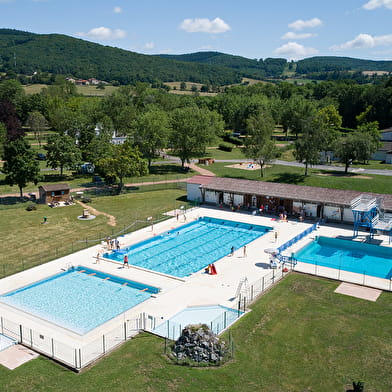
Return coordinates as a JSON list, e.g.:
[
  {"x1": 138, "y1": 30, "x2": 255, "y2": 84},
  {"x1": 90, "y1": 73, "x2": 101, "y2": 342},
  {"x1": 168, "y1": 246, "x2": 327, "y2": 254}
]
[{"x1": 75, "y1": 200, "x2": 117, "y2": 226}]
